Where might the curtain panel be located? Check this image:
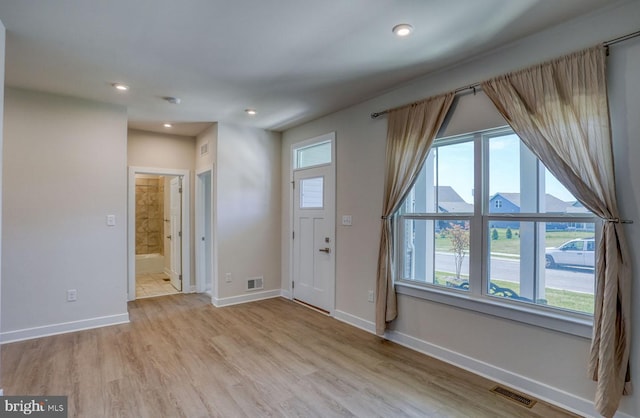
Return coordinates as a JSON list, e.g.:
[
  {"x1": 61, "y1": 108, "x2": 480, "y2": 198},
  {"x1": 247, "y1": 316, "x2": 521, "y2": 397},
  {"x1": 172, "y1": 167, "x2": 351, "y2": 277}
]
[
  {"x1": 375, "y1": 93, "x2": 455, "y2": 335},
  {"x1": 481, "y1": 45, "x2": 631, "y2": 418}
]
